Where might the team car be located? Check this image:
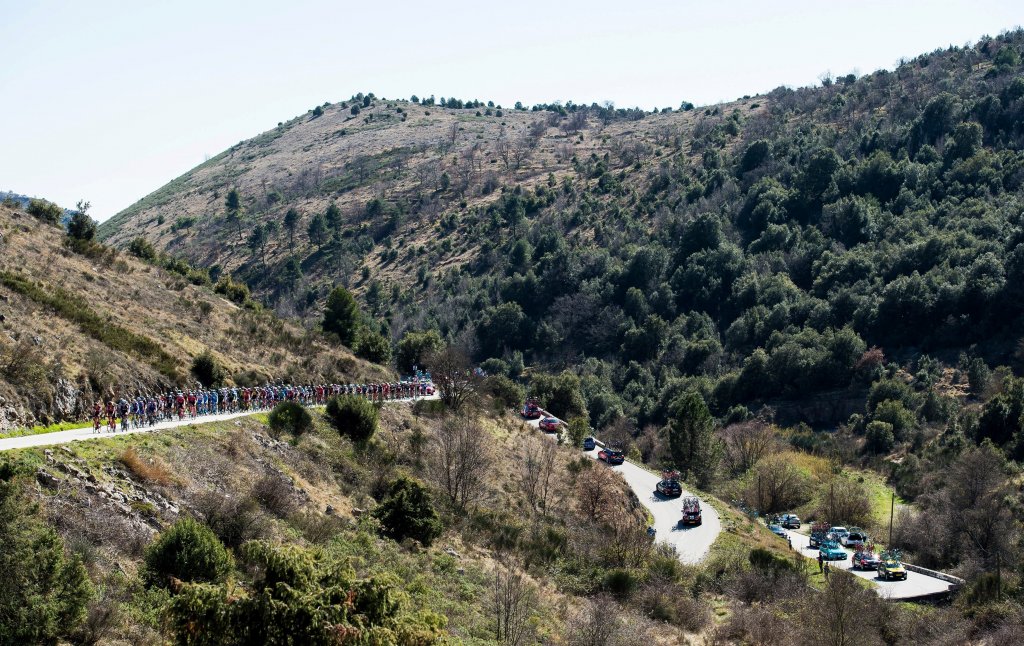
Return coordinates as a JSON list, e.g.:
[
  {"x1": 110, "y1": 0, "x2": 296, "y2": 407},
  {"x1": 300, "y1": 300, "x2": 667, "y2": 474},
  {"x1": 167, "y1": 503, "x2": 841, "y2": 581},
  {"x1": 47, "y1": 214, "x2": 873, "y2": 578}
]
[
  {"x1": 780, "y1": 513, "x2": 801, "y2": 529},
  {"x1": 680, "y1": 496, "x2": 702, "y2": 526},
  {"x1": 877, "y1": 550, "x2": 908, "y2": 580},
  {"x1": 819, "y1": 541, "x2": 848, "y2": 561},
  {"x1": 768, "y1": 524, "x2": 788, "y2": 538},
  {"x1": 582, "y1": 436, "x2": 596, "y2": 450},
  {"x1": 852, "y1": 551, "x2": 882, "y2": 570},
  {"x1": 656, "y1": 478, "x2": 682, "y2": 497},
  {"x1": 522, "y1": 398, "x2": 542, "y2": 419},
  {"x1": 539, "y1": 417, "x2": 561, "y2": 432},
  {"x1": 598, "y1": 447, "x2": 625, "y2": 465}
]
